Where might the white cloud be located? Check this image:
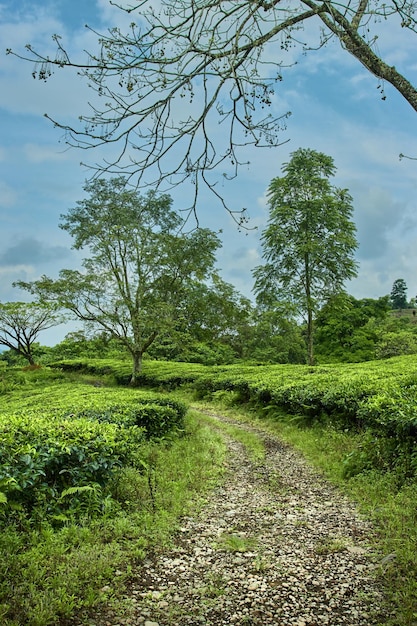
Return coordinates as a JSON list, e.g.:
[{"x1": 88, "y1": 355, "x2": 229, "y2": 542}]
[{"x1": 0, "y1": 264, "x2": 36, "y2": 302}]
